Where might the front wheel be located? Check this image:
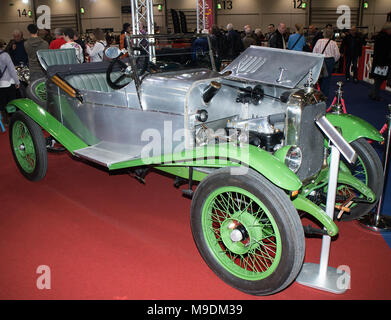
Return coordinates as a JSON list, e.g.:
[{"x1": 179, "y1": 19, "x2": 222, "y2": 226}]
[
  {"x1": 321, "y1": 138, "x2": 383, "y2": 221},
  {"x1": 191, "y1": 168, "x2": 305, "y2": 296},
  {"x1": 9, "y1": 111, "x2": 48, "y2": 181},
  {"x1": 337, "y1": 138, "x2": 383, "y2": 221}
]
